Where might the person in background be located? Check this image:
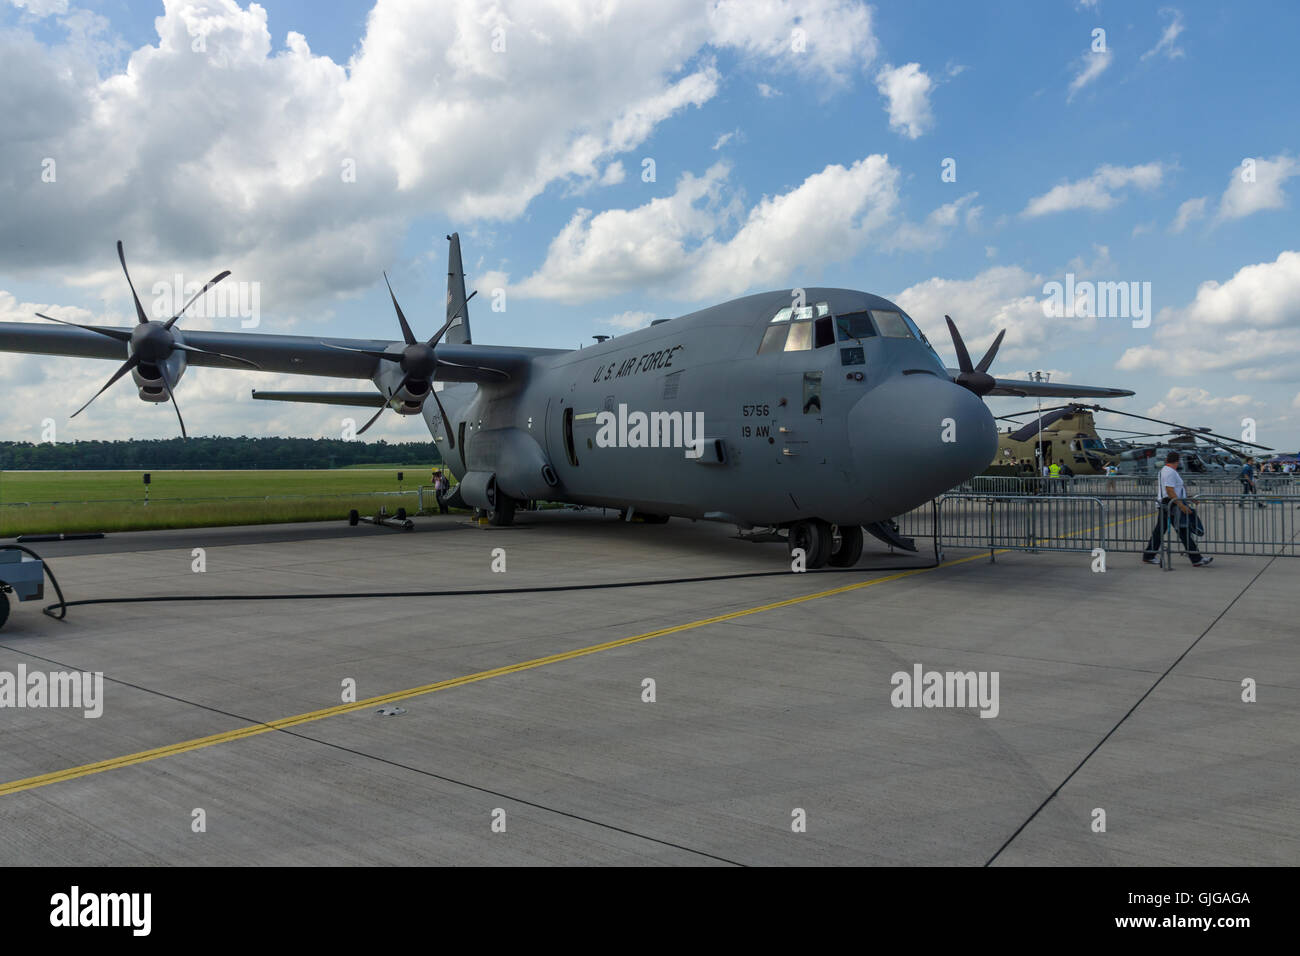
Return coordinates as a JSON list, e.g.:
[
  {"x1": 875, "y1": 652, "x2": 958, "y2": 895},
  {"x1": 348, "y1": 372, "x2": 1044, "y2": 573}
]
[
  {"x1": 1104, "y1": 461, "x2": 1118, "y2": 494},
  {"x1": 433, "y1": 469, "x2": 449, "y2": 514},
  {"x1": 1143, "y1": 451, "x2": 1213, "y2": 567},
  {"x1": 1238, "y1": 457, "x2": 1263, "y2": 508}
]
